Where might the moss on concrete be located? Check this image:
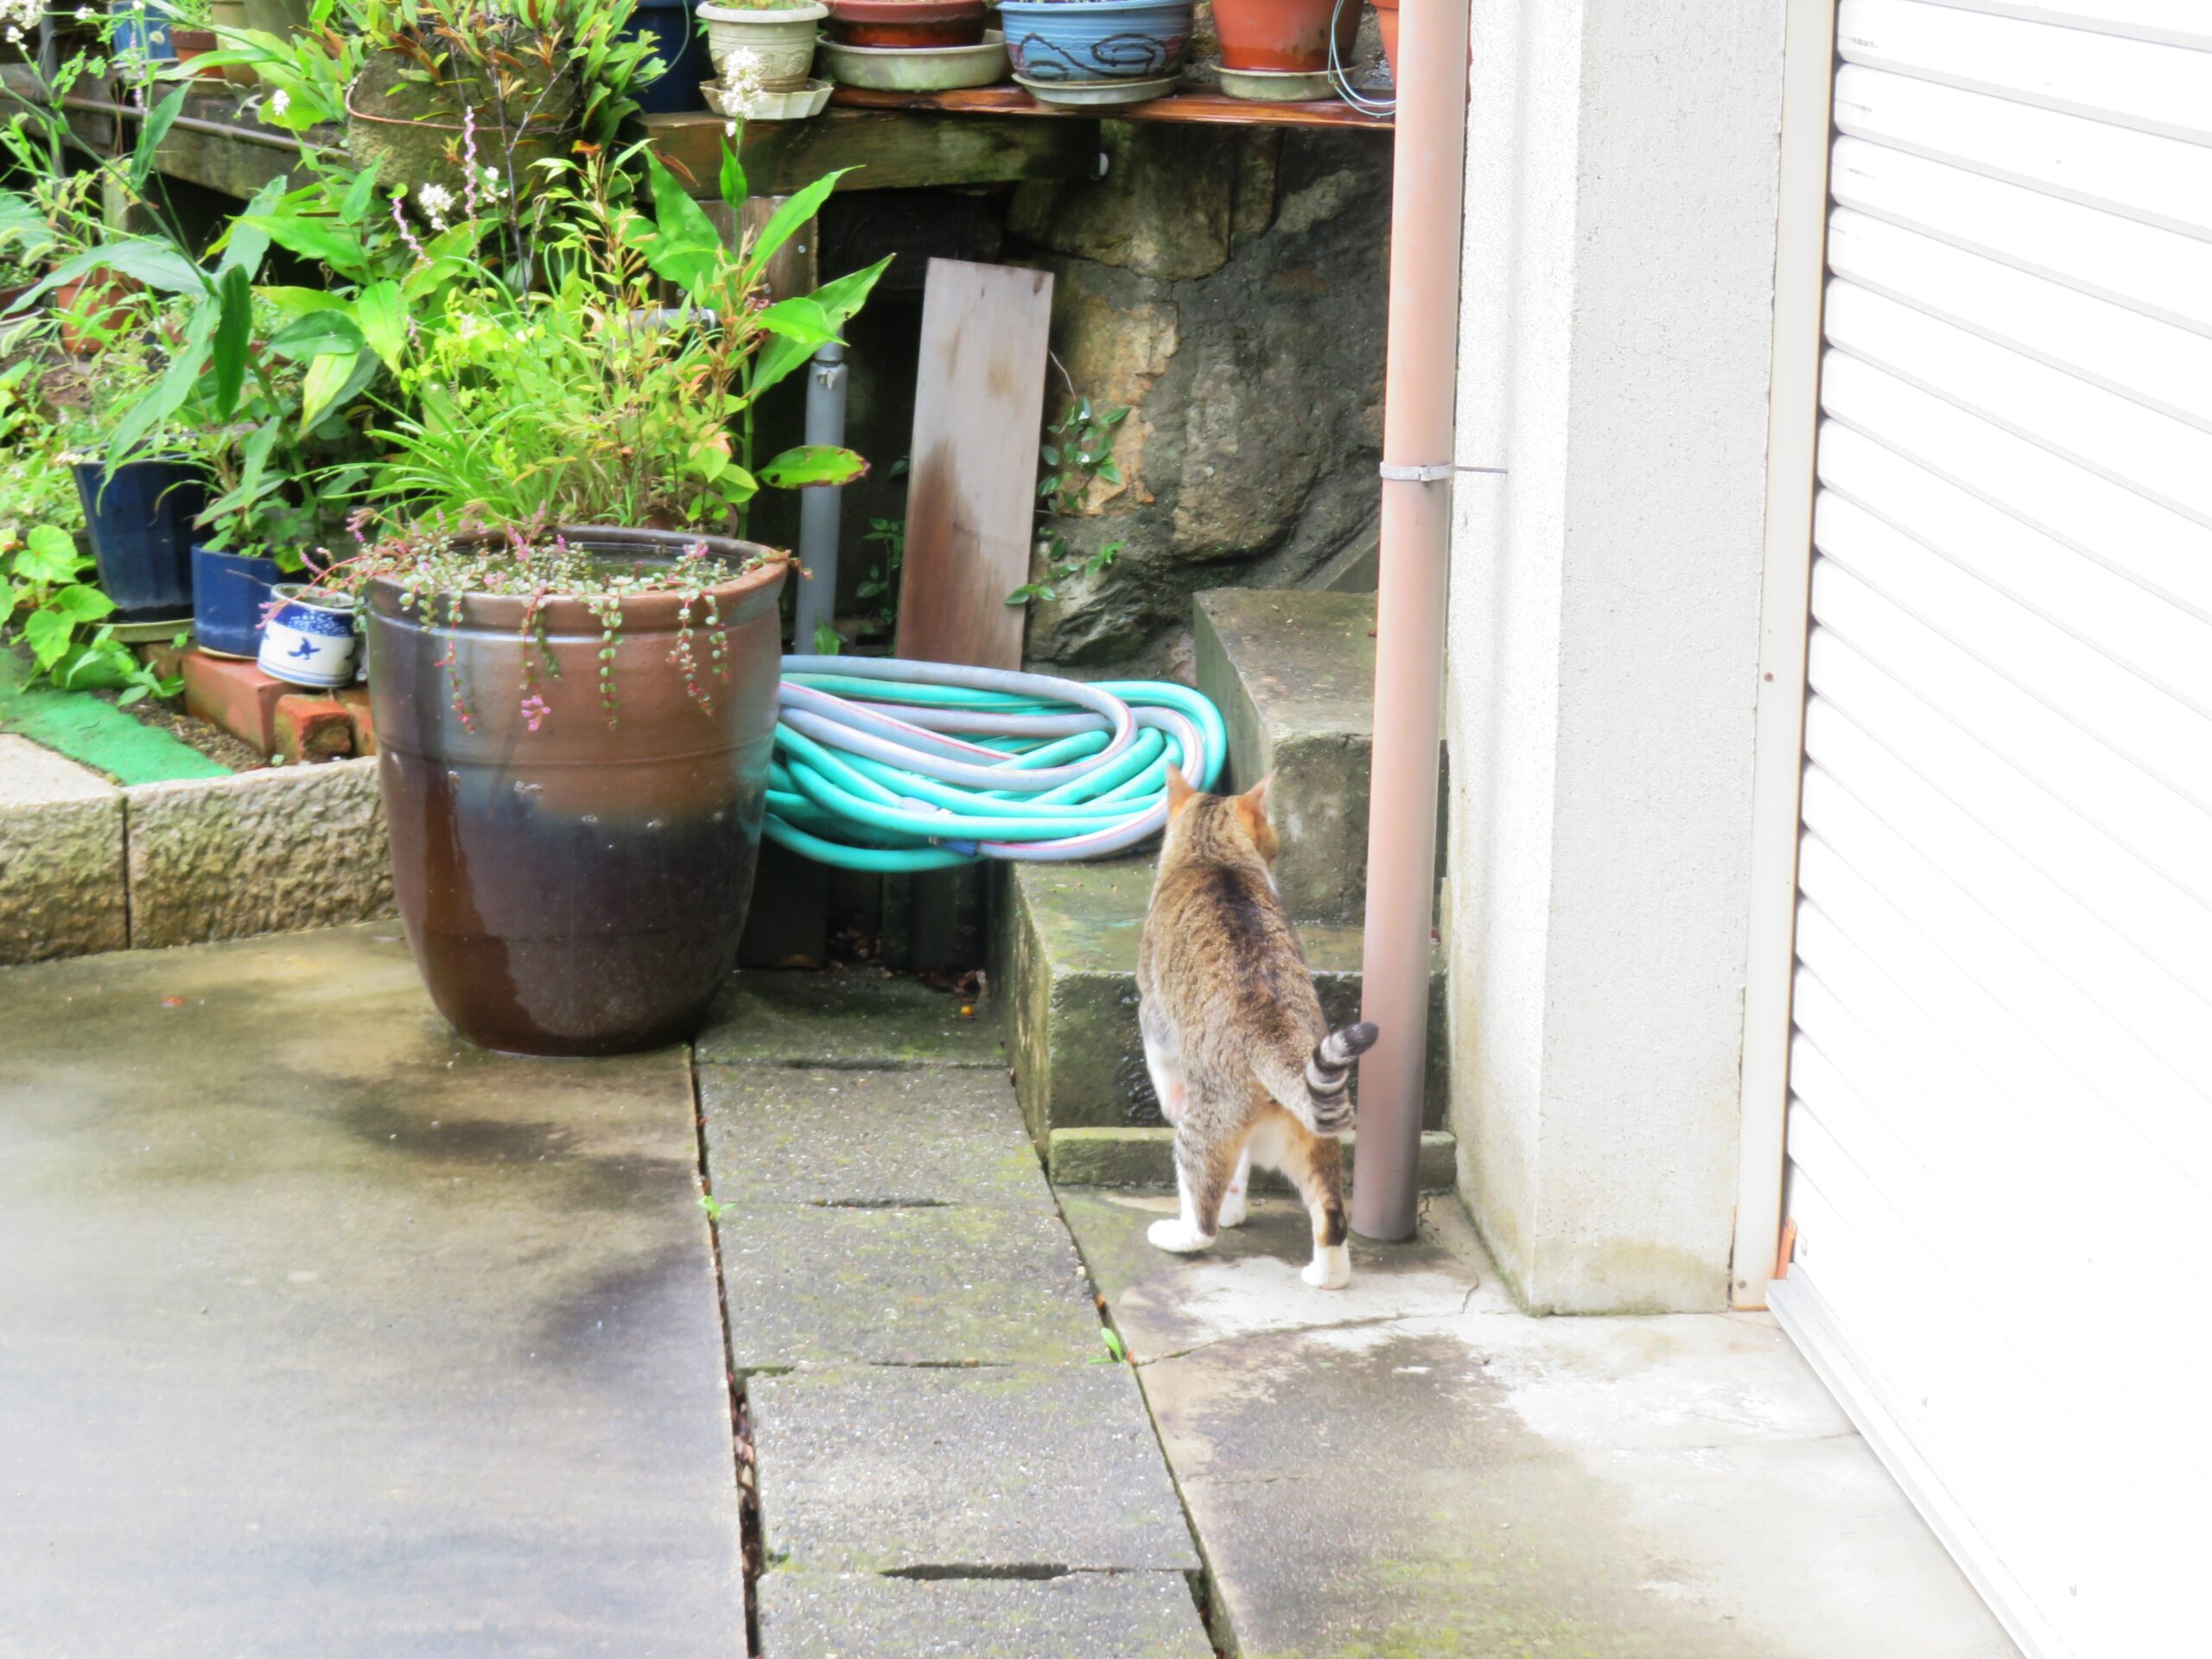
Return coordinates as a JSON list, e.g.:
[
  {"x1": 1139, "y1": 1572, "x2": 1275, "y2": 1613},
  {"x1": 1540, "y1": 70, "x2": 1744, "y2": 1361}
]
[{"x1": 1050, "y1": 1125, "x2": 1459, "y2": 1194}]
